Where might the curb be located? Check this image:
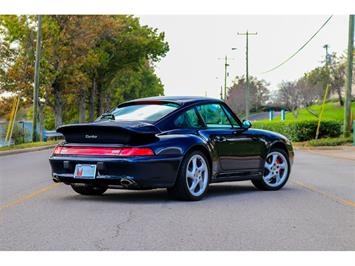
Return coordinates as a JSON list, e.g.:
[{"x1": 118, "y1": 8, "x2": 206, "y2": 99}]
[
  {"x1": 294, "y1": 146, "x2": 344, "y2": 151},
  {"x1": 0, "y1": 145, "x2": 56, "y2": 157},
  {"x1": 294, "y1": 144, "x2": 353, "y2": 151}
]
